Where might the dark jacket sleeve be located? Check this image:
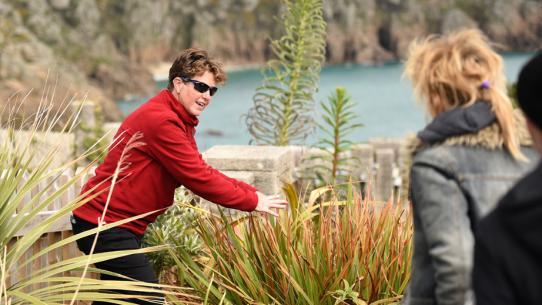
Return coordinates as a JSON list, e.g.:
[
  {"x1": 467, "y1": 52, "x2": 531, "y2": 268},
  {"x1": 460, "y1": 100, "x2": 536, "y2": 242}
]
[
  {"x1": 410, "y1": 161, "x2": 474, "y2": 305},
  {"x1": 146, "y1": 117, "x2": 258, "y2": 211},
  {"x1": 473, "y1": 215, "x2": 516, "y2": 305}
]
